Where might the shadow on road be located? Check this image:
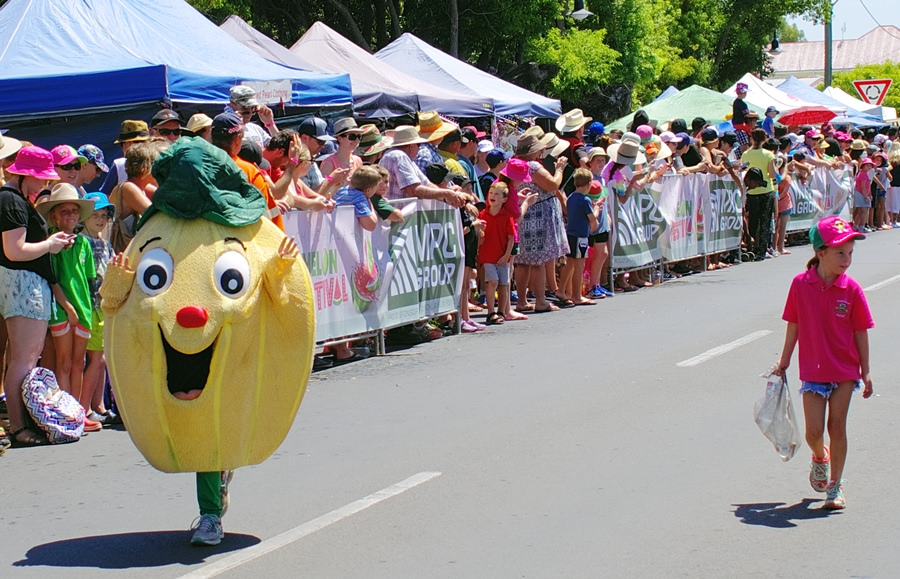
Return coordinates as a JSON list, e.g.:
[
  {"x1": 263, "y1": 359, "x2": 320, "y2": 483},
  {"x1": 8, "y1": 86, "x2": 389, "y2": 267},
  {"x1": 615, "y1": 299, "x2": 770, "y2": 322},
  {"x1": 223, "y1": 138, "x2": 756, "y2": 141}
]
[
  {"x1": 732, "y1": 498, "x2": 841, "y2": 528},
  {"x1": 13, "y1": 530, "x2": 260, "y2": 569}
]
